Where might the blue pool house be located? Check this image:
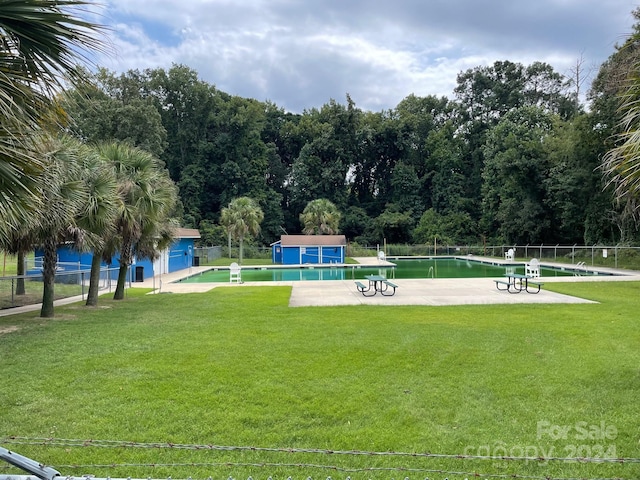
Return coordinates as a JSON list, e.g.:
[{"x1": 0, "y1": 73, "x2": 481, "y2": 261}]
[
  {"x1": 34, "y1": 228, "x2": 201, "y2": 281},
  {"x1": 271, "y1": 235, "x2": 347, "y2": 265}
]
